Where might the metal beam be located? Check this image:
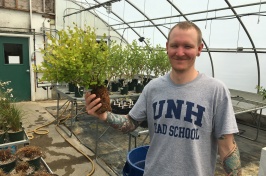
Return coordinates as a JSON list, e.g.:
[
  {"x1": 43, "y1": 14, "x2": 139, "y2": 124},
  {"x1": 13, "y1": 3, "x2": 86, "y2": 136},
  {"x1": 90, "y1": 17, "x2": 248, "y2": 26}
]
[
  {"x1": 166, "y1": 0, "x2": 215, "y2": 78},
  {"x1": 63, "y1": 0, "x2": 120, "y2": 18},
  {"x1": 224, "y1": 0, "x2": 261, "y2": 91}
]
